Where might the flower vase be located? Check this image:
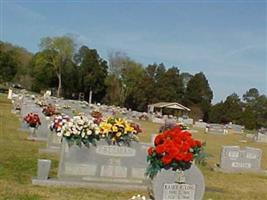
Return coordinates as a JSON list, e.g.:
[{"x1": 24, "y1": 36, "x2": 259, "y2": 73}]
[
  {"x1": 29, "y1": 127, "x2": 37, "y2": 139},
  {"x1": 175, "y1": 169, "x2": 186, "y2": 184}
]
